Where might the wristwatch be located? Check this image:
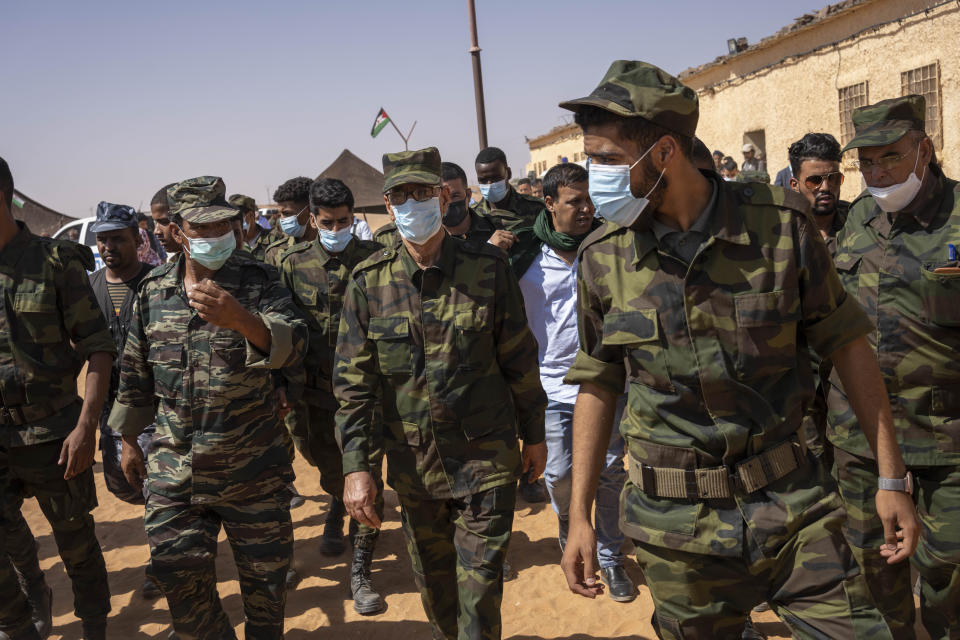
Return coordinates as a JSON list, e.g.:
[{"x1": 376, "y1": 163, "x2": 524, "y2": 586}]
[{"x1": 878, "y1": 471, "x2": 913, "y2": 495}]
